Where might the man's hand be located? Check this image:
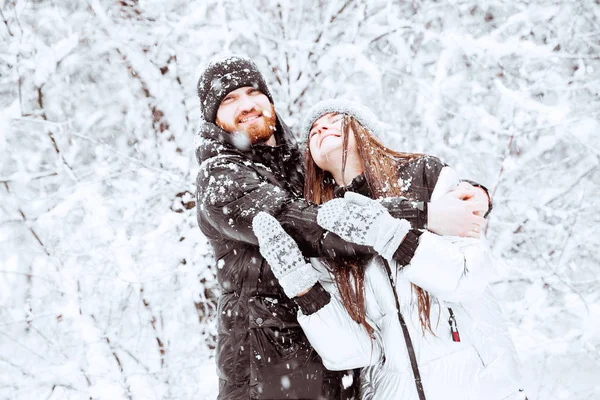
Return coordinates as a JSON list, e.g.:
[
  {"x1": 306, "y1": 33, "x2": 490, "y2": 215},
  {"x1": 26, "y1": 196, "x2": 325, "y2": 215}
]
[
  {"x1": 452, "y1": 182, "x2": 490, "y2": 217},
  {"x1": 427, "y1": 187, "x2": 487, "y2": 238},
  {"x1": 252, "y1": 212, "x2": 318, "y2": 298}
]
